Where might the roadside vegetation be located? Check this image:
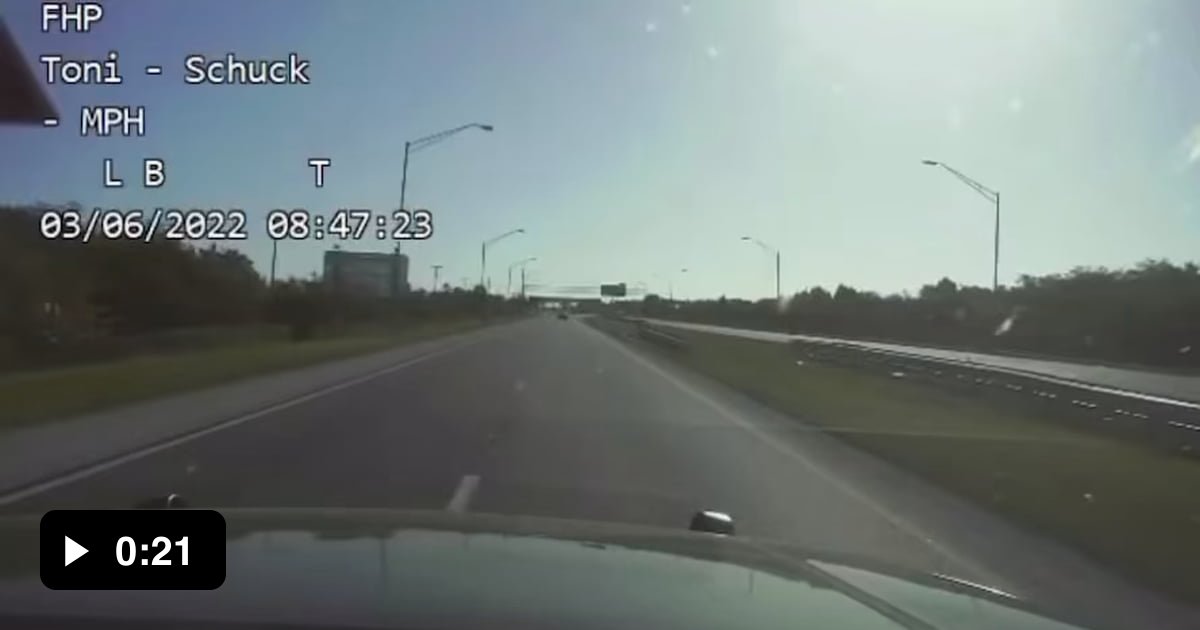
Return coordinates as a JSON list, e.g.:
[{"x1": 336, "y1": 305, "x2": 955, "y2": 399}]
[
  {"x1": 642, "y1": 261, "x2": 1200, "y2": 371},
  {"x1": 0, "y1": 203, "x2": 527, "y2": 423},
  {"x1": 0, "y1": 318, "x2": 484, "y2": 429}
]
